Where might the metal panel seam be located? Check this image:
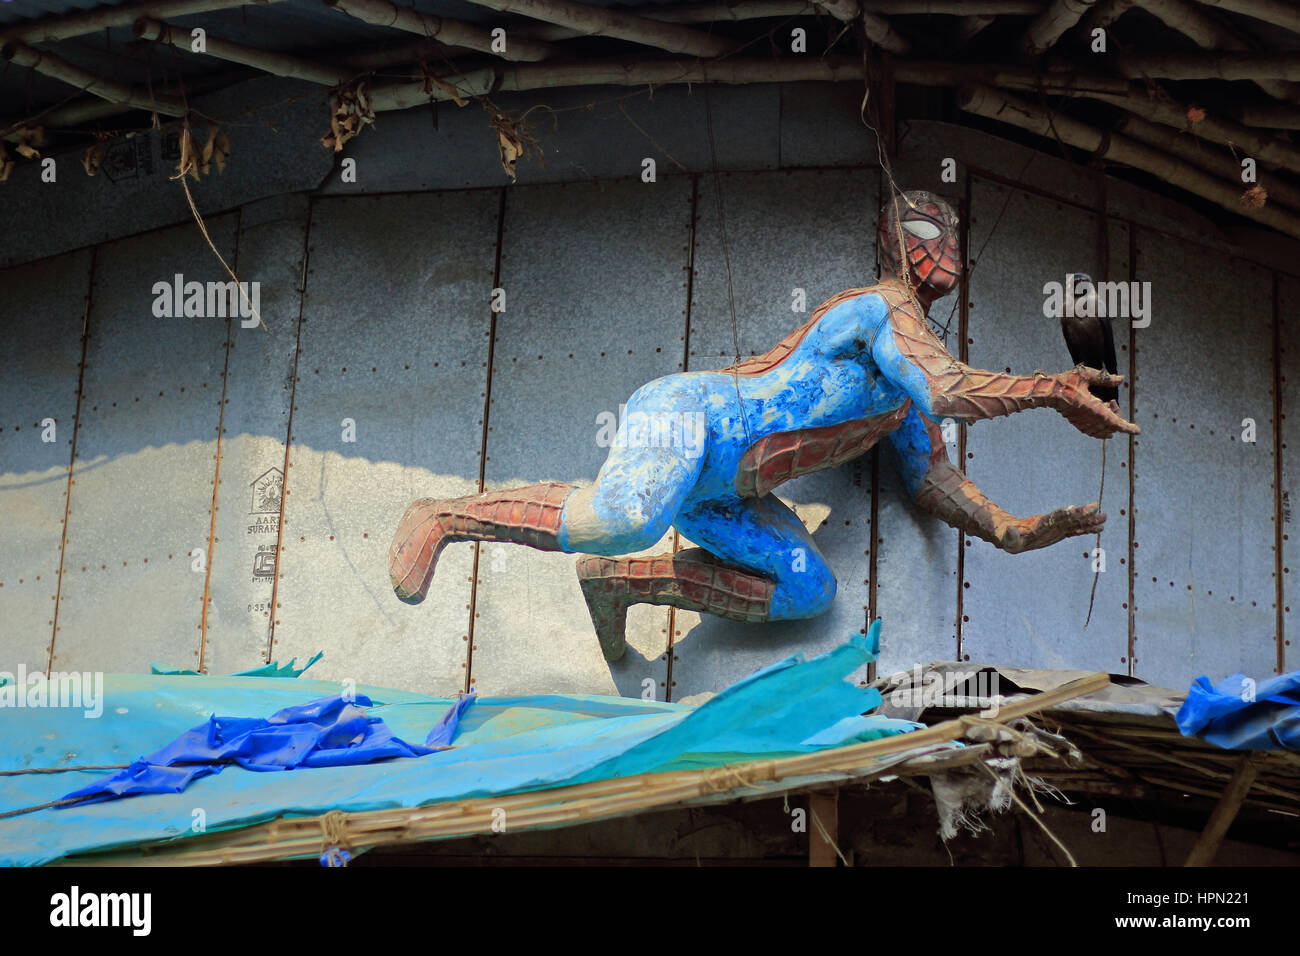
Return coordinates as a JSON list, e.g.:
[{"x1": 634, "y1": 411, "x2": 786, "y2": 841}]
[{"x1": 46, "y1": 245, "x2": 96, "y2": 676}]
